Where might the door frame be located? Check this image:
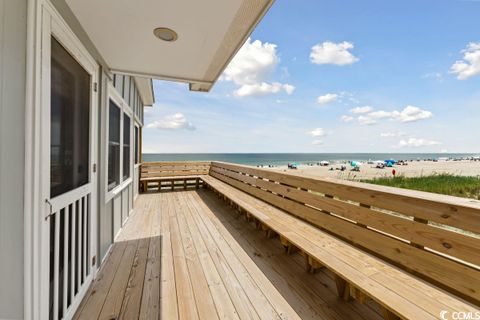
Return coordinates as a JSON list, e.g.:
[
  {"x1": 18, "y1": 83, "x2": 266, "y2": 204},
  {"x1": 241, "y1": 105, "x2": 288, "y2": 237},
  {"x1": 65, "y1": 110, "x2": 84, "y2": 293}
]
[{"x1": 24, "y1": 1, "x2": 99, "y2": 319}]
